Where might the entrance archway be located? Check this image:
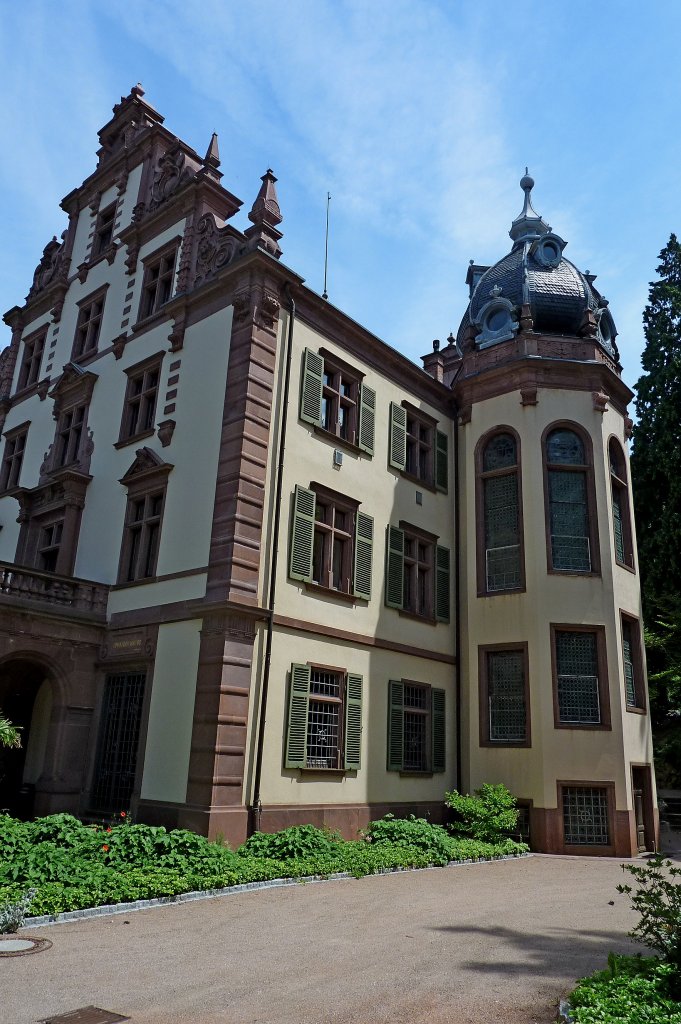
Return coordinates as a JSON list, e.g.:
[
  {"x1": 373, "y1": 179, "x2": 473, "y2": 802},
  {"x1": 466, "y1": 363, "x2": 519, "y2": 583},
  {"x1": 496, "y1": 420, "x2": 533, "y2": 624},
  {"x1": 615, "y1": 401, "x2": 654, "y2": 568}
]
[{"x1": 0, "y1": 660, "x2": 53, "y2": 817}]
